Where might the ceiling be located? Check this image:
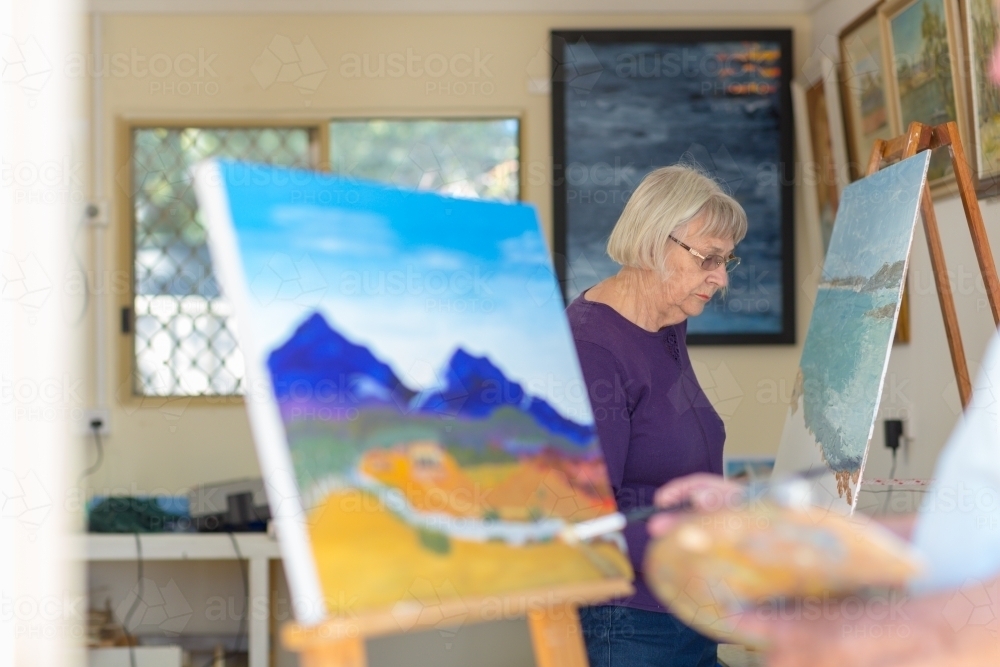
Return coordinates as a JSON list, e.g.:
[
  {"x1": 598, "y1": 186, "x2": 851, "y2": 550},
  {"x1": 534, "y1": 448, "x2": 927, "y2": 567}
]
[{"x1": 89, "y1": 0, "x2": 831, "y2": 14}]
